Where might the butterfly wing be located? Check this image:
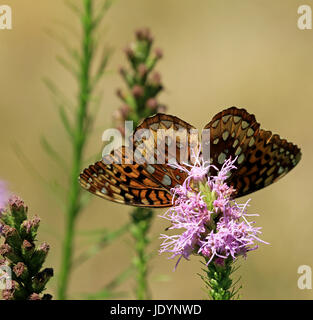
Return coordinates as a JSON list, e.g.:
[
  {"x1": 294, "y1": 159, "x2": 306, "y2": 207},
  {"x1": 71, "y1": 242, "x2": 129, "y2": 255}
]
[
  {"x1": 79, "y1": 147, "x2": 173, "y2": 207},
  {"x1": 80, "y1": 108, "x2": 301, "y2": 206},
  {"x1": 204, "y1": 107, "x2": 301, "y2": 198},
  {"x1": 79, "y1": 113, "x2": 197, "y2": 208},
  {"x1": 132, "y1": 113, "x2": 196, "y2": 190}
]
